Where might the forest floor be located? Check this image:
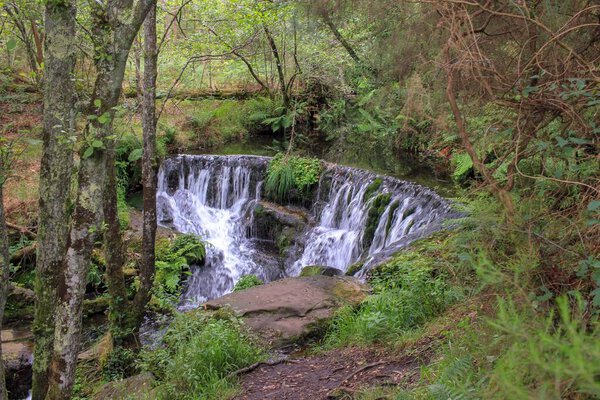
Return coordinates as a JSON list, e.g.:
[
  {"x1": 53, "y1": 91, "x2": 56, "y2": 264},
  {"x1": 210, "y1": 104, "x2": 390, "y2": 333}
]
[{"x1": 235, "y1": 335, "x2": 439, "y2": 399}]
